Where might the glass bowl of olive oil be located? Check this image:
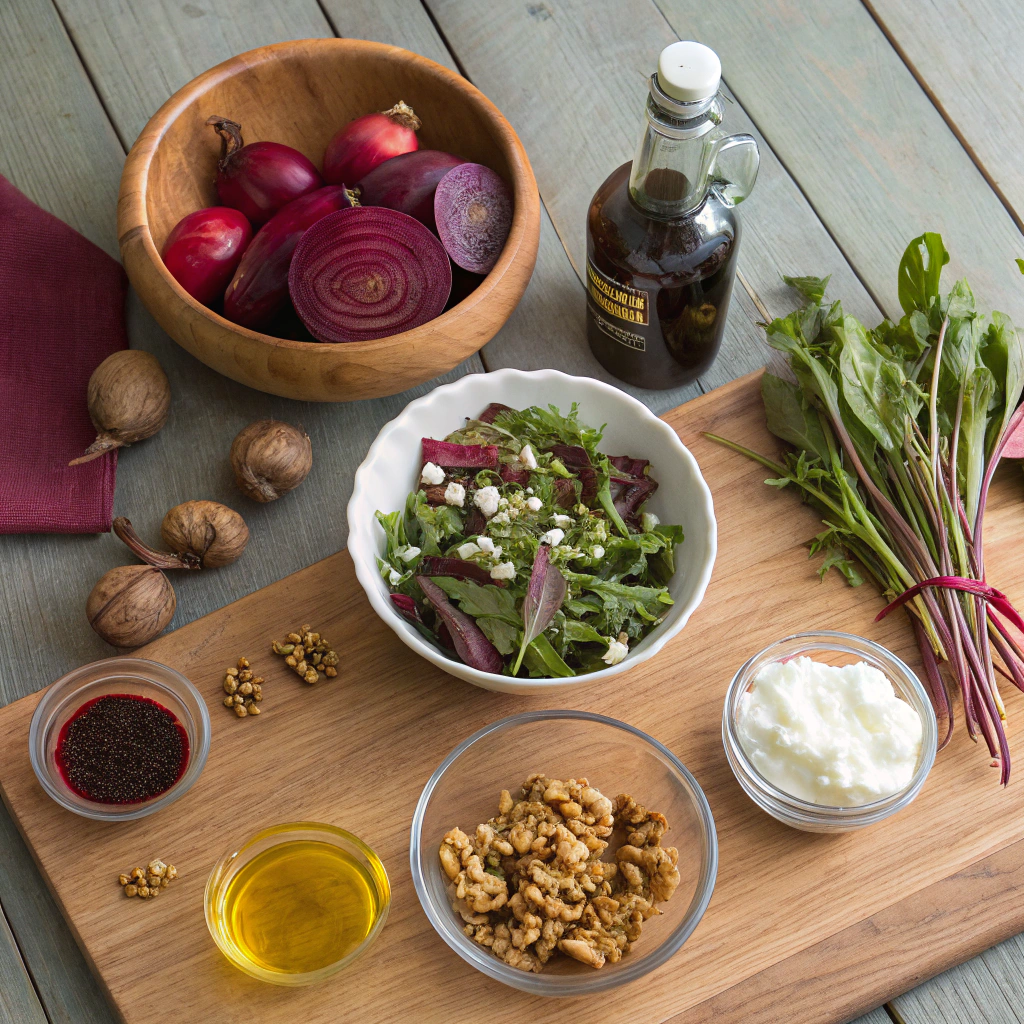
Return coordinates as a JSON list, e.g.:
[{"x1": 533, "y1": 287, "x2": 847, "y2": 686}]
[{"x1": 204, "y1": 822, "x2": 390, "y2": 985}]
